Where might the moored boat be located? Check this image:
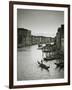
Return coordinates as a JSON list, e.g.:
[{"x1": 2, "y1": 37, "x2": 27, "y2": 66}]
[{"x1": 44, "y1": 57, "x2": 55, "y2": 61}]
